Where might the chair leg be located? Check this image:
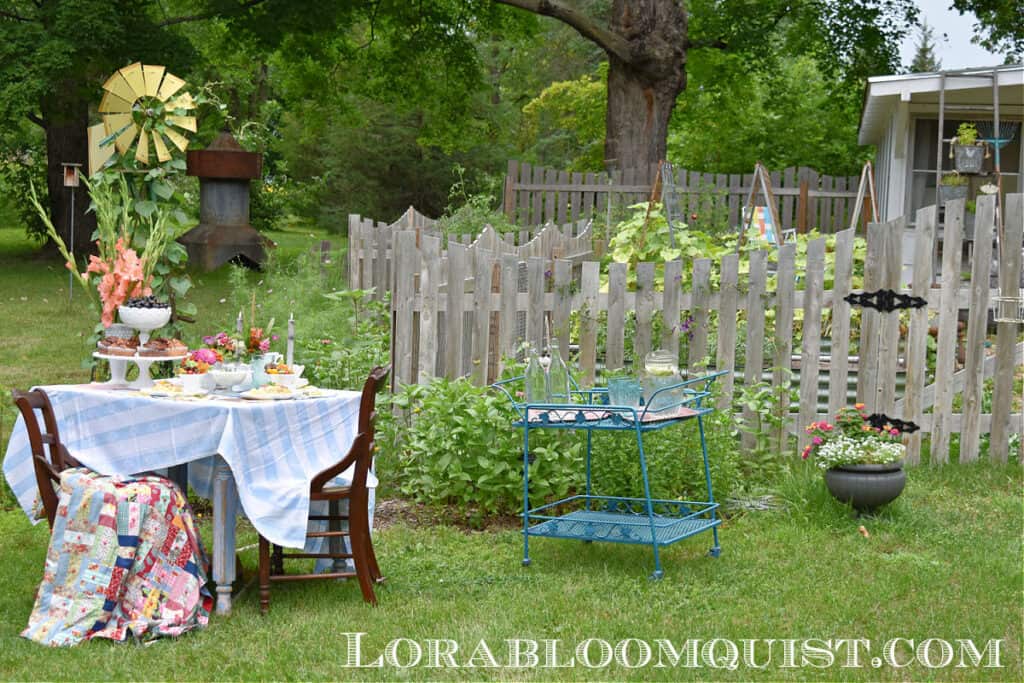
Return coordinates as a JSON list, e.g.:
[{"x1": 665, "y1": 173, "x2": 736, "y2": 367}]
[
  {"x1": 350, "y1": 529, "x2": 377, "y2": 605},
  {"x1": 347, "y1": 496, "x2": 376, "y2": 604},
  {"x1": 258, "y1": 535, "x2": 271, "y2": 615}
]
